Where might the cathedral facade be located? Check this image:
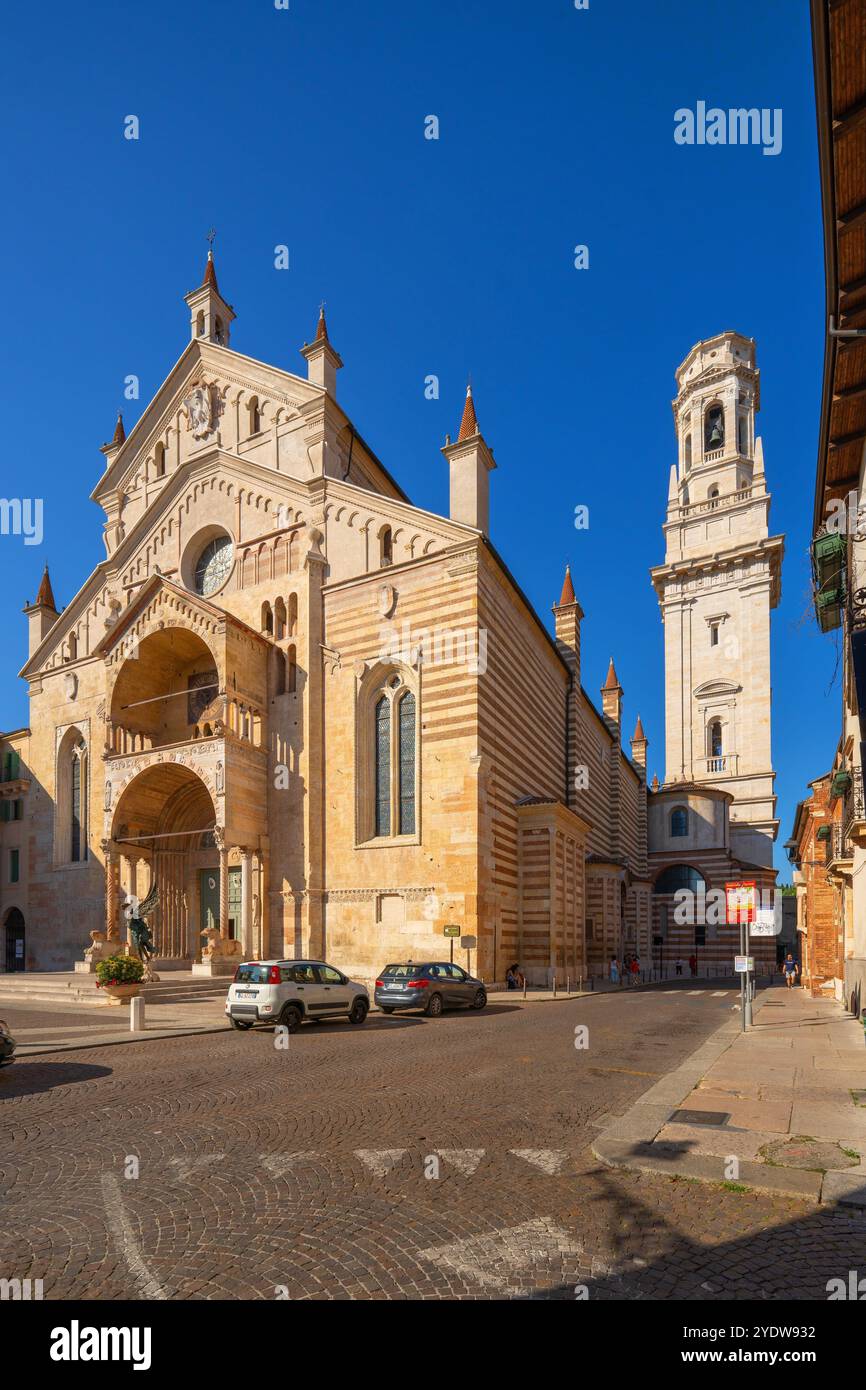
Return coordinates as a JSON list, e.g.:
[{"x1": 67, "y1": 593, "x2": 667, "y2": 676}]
[
  {"x1": 0, "y1": 263, "x2": 780, "y2": 984},
  {"x1": 0, "y1": 255, "x2": 652, "y2": 985}
]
